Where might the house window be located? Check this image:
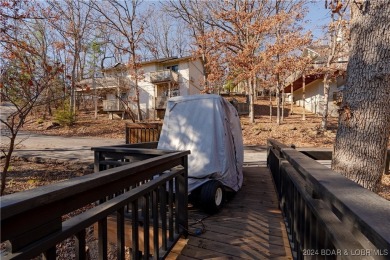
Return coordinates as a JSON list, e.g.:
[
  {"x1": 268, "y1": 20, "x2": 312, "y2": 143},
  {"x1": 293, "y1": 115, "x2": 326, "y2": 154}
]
[
  {"x1": 120, "y1": 92, "x2": 127, "y2": 100},
  {"x1": 166, "y1": 65, "x2": 178, "y2": 72}
]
